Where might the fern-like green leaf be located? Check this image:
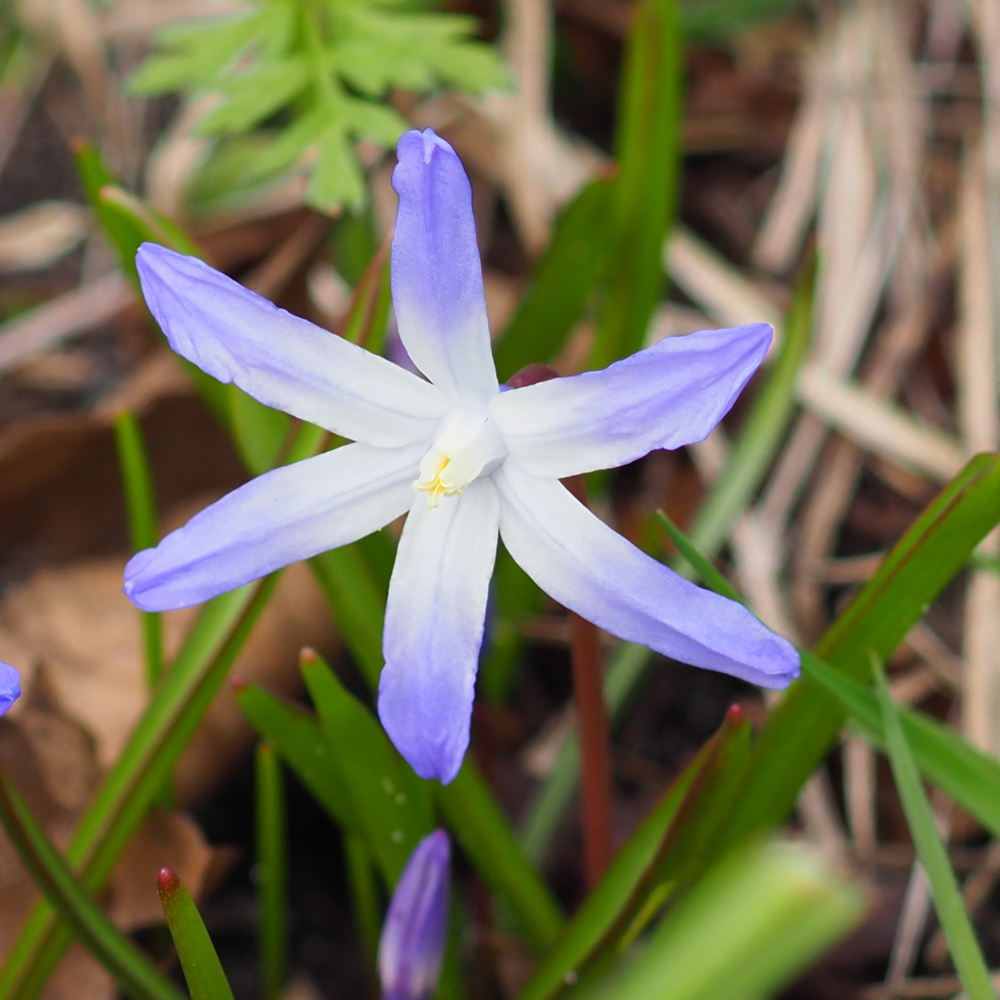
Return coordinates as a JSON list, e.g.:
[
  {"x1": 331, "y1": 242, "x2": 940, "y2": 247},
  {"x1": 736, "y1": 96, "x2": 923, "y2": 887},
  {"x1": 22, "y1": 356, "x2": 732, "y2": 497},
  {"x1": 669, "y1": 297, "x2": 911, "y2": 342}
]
[{"x1": 131, "y1": 0, "x2": 509, "y2": 212}]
